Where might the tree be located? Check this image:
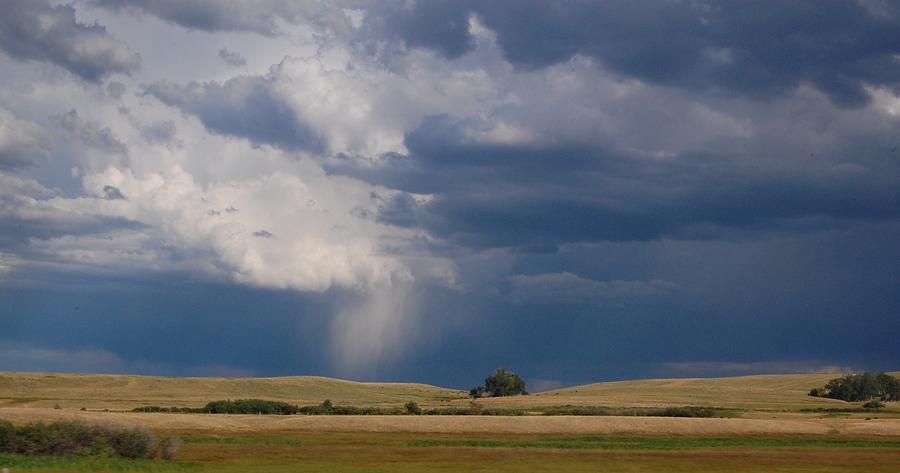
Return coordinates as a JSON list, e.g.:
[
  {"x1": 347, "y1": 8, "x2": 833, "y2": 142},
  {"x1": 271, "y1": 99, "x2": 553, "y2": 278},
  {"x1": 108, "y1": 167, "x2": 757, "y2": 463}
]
[
  {"x1": 876, "y1": 373, "x2": 900, "y2": 402},
  {"x1": 818, "y1": 372, "x2": 900, "y2": 402},
  {"x1": 471, "y1": 368, "x2": 527, "y2": 397}
]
